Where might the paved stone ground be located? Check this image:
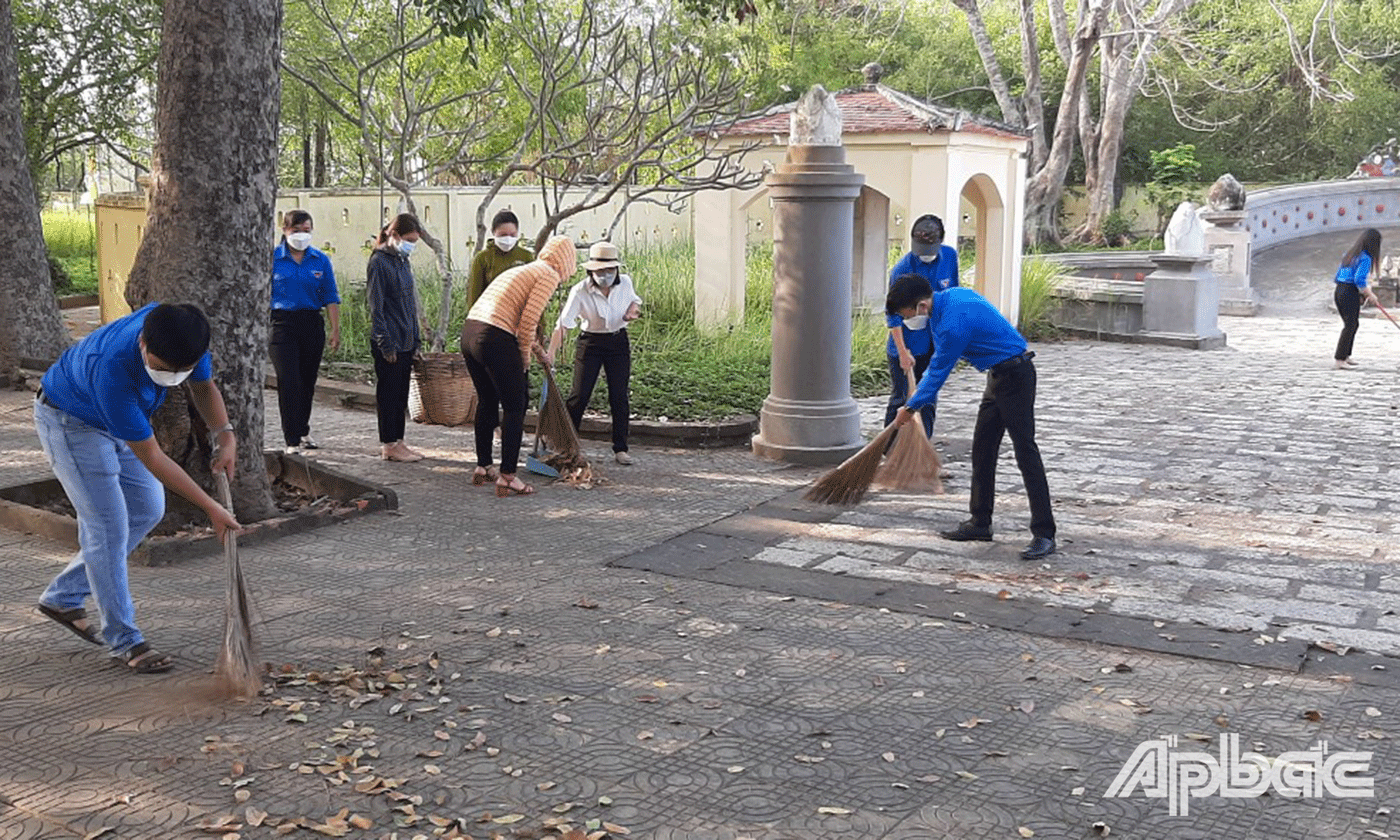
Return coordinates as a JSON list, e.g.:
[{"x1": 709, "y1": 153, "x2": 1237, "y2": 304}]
[{"x1": 2, "y1": 296, "x2": 1399, "y2": 839}]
